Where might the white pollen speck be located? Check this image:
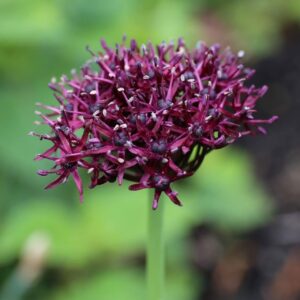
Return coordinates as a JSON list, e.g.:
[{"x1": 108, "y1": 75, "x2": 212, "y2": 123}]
[
  {"x1": 78, "y1": 115, "x2": 85, "y2": 122},
  {"x1": 162, "y1": 158, "x2": 168, "y2": 163},
  {"x1": 34, "y1": 110, "x2": 42, "y2": 115},
  {"x1": 62, "y1": 178, "x2": 68, "y2": 184},
  {"x1": 103, "y1": 109, "x2": 107, "y2": 117},
  {"x1": 108, "y1": 73, "x2": 115, "y2": 78},
  {"x1": 151, "y1": 112, "x2": 157, "y2": 121},
  {"x1": 128, "y1": 97, "x2": 134, "y2": 103},
  {"x1": 115, "y1": 105, "x2": 120, "y2": 111},
  {"x1": 244, "y1": 106, "x2": 250, "y2": 110},
  {"x1": 93, "y1": 110, "x2": 100, "y2": 117},
  {"x1": 217, "y1": 70, "x2": 222, "y2": 78},
  {"x1": 238, "y1": 50, "x2": 245, "y2": 58},
  {"x1": 163, "y1": 110, "x2": 168, "y2": 115},
  {"x1": 57, "y1": 117, "x2": 62, "y2": 123},
  {"x1": 208, "y1": 81, "x2": 212, "y2": 86},
  {"x1": 117, "y1": 87, "x2": 125, "y2": 92},
  {"x1": 125, "y1": 141, "x2": 133, "y2": 148},
  {"x1": 180, "y1": 75, "x2": 185, "y2": 82},
  {"x1": 87, "y1": 168, "x2": 94, "y2": 174},
  {"x1": 178, "y1": 47, "x2": 185, "y2": 55},
  {"x1": 34, "y1": 121, "x2": 41, "y2": 125},
  {"x1": 84, "y1": 75, "x2": 92, "y2": 80},
  {"x1": 28, "y1": 131, "x2": 34, "y2": 136},
  {"x1": 141, "y1": 44, "x2": 147, "y2": 54},
  {"x1": 120, "y1": 124, "x2": 127, "y2": 129},
  {"x1": 113, "y1": 124, "x2": 120, "y2": 131},
  {"x1": 171, "y1": 147, "x2": 178, "y2": 153},
  {"x1": 118, "y1": 158, "x2": 125, "y2": 164},
  {"x1": 143, "y1": 75, "x2": 150, "y2": 80},
  {"x1": 90, "y1": 90, "x2": 97, "y2": 95},
  {"x1": 223, "y1": 88, "x2": 233, "y2": 96},
  {"x1": 187, "y1": 78, "x2": 195, "y2": 83}
]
